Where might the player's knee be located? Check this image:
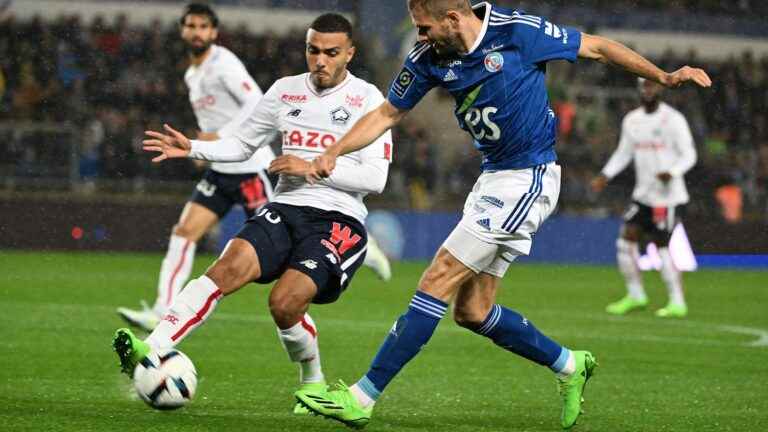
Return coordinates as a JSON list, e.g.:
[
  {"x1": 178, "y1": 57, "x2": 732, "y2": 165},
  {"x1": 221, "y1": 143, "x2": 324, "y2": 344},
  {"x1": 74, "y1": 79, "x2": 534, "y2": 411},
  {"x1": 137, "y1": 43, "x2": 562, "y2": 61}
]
[
  {"x1": 172, "y1": 223, "x2": 197, "y2": 240},
  {"x1": 268, "y1": 291, "x2": 306, "y2": 326},
  {"x1": 452, "y1": 304, "x2": 487, "y2": 330},
  {"x1": 205, "y1": 258, "x2": 252, "y2": 295},
  {"x1": 418, "y1": 249, "x2": 460, "y2": 297},
  {"x1": 621, "y1": 224, "x2": 641, "y2": 242}
]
